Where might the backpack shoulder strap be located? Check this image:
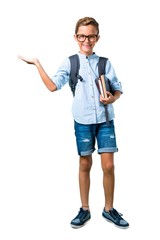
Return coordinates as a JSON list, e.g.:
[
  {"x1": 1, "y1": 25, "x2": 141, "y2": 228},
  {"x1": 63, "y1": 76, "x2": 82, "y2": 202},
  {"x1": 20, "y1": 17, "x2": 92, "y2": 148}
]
[
  {"x1": 69, "y1": 54, "x2": 82, "y2": 96},
  {"x1": 98, "y1": 57, "x2": 108, "y2": 77},
  {"x1": 98, "y1": 56, "x2": 112, "y2": 93}
]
